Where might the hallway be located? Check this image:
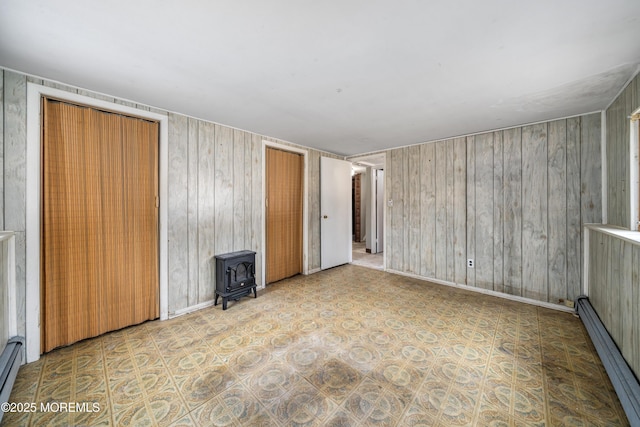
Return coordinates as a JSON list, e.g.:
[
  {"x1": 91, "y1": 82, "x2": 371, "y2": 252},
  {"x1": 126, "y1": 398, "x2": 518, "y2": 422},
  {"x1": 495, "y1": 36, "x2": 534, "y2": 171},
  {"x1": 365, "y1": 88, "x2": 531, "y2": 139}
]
[{"x1": 351, "y1": 241, "x2": 383, "y2": 270}]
